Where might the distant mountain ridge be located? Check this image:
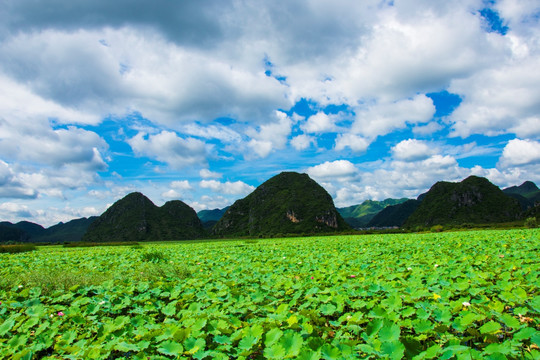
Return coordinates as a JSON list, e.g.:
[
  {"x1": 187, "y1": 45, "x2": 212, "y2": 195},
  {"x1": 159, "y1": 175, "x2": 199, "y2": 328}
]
[
  {"x1": 338, "y1": 198, "x2": 408, "y2": 228},
  {"x1": 1, "y1": 177, "x2": 538, "y2": 243},
  {"x1": 213, "y1": 172, "x2": 350, "y2": 236},
  {"x1": 83, "y1": 192, "x2": 205, "y2": 242},
  {"x1": 0, "y1": 218, "x2": 97, "y2": 244}
]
